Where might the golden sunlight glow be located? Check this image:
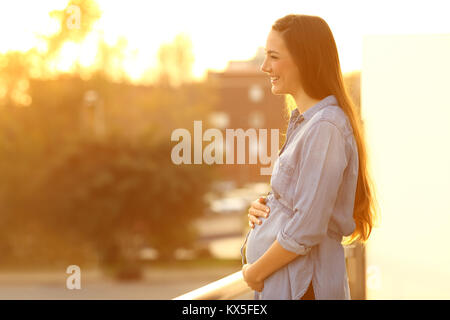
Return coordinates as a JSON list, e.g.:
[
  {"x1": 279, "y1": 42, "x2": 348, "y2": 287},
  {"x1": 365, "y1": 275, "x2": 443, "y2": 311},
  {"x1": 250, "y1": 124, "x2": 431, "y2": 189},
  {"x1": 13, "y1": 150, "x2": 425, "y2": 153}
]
[
  {"x1": 362, "y1": 33, "x2": 450, "y2": 299},
  {"x1": 2, "y1": 0, "x2": 450, "y2": 300},
  {"x1": 0, "y1": 1, "x2": 65, "y2": 53},
  {"x1": 55, "y1": 42, "x2": 79, "y2": 72},
  {"x1": 1, "y1": 0, "x2": 450, "y2": 82}
]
